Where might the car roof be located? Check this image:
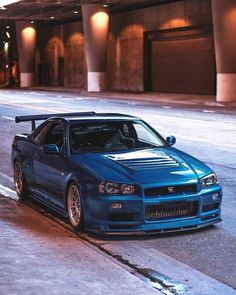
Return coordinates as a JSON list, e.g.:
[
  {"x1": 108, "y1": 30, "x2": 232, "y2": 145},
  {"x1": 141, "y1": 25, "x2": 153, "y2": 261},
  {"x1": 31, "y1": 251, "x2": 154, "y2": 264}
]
[
  {"x1": 15, "y1": 112, "x2": 141, "y2": 131},
  {"x1": 62, "y1": 113, "x2": 140, "y2": 123}
]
